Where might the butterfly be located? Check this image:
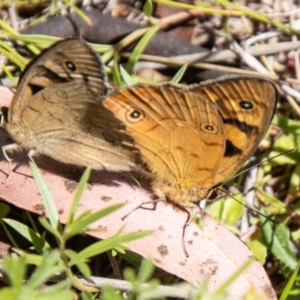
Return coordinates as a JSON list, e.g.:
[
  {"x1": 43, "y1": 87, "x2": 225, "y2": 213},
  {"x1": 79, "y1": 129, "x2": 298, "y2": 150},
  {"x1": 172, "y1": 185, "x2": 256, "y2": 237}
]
[
  {"x1": 1, "y1": 39, "x2": 140, "y2": 180},
  {"x1": 103, "y1": 77, "x2": 277, "y2": 206}
]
